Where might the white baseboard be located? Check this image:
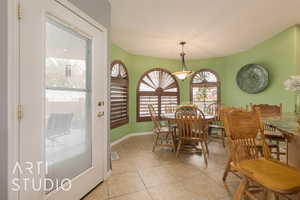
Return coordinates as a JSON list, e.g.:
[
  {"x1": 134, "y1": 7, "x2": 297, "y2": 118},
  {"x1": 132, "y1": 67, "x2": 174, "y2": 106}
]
[
  {"x1": 110, "y1": 131, "x2": 153, "y2": 146},
  {"x1": 131, "y1": 131, "x2": 153, "y2": 136},
  {"x1": 104, "y1": 170, "x2": 112, "y2": 180}
]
